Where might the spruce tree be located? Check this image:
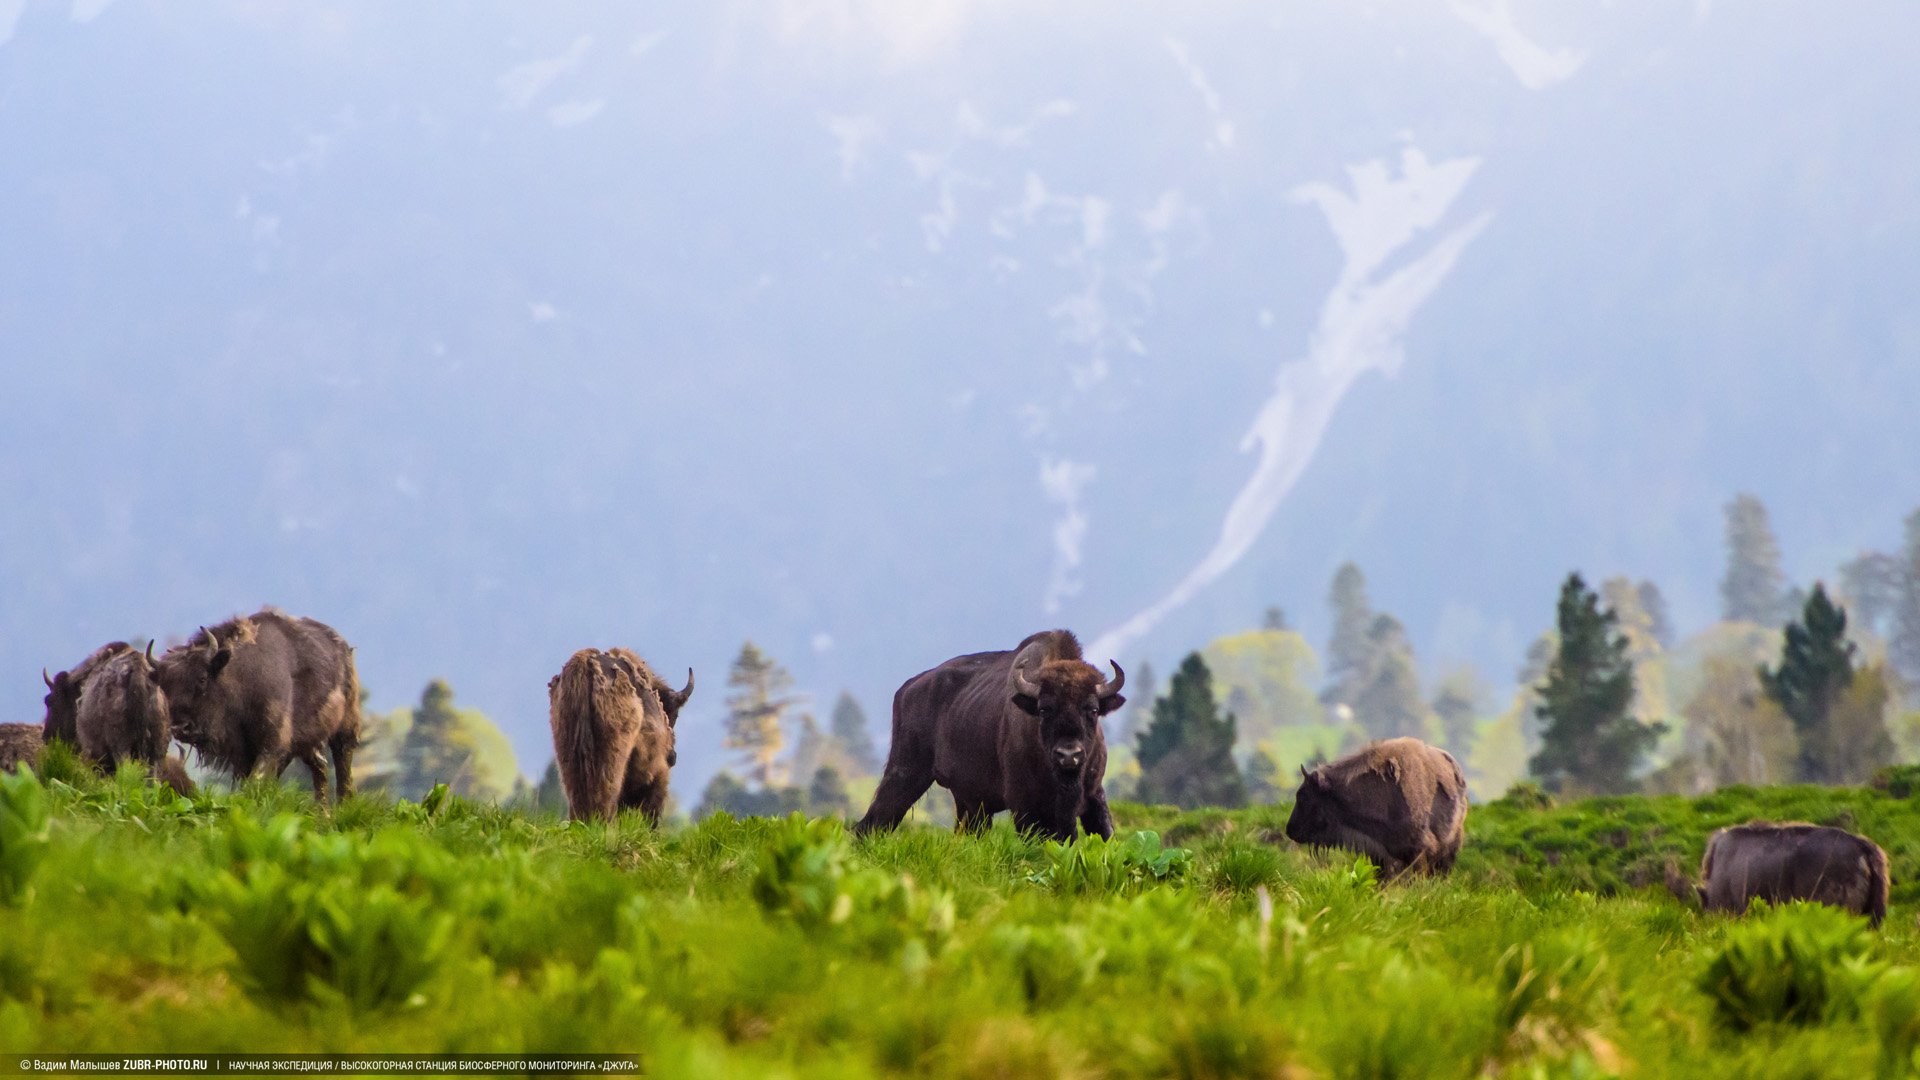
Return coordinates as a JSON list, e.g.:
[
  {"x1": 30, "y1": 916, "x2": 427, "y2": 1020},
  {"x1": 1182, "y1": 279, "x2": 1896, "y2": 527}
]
[
  {"x1": 1431, "y1": 668, "x2": 1484, "y2": 754},
  {"x1": 1892, "y1": 510, "x2": 1920, "y2": 687},
  {"x1": 1637, "y1": 580, "x2": 1673, "y2": 649},
  {"x1": 1530, "y1": 574, "x2": 1658, "y2": 795},
  {"x1": 1720, "y1": 493, "x2": 1789, "y2": 624},
  {"x1": 398, "y1": 679, "x2": 470, "y2": 798},
  {"x1": 828, "y1": 691, "x2": 879, "y2": 776},
  {"x1": 1839, "y1": 551, "x2": 1900, "y2": 639},
  {"x1": 1115, "y1": 658, "x2": 1156, "y2": 745},
  {"x1": 1322, "y1": 562, "x2": 1374, "y2": 710},
  {"x1": 1135, "y1": 652, "x2": 1246, "y2": 809},
  {"x1": 807, "y1": 765, "x2": 852, "y2": 817},
  {"x1": 1759, "y1": 583, "x2": 1858, "y2": 784},
  {"x1": 1244, "y1": 745, "x2": 1283, "y2": 805},
  {"x1": 724, "y1": 641, "x2": 796, "y2": 788},
  {"x1": 1353, "y1": 615, "x2": 1428, "y2": 740}
]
